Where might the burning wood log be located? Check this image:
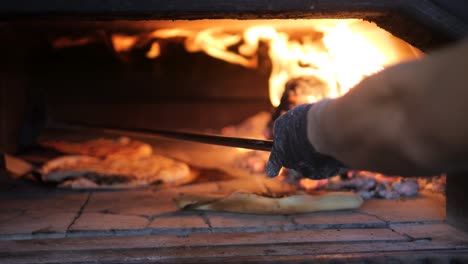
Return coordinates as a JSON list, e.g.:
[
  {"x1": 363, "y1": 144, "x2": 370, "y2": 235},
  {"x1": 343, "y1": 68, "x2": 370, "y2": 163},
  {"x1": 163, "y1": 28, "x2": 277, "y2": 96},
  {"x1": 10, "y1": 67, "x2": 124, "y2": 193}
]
[
  {"x1": 300, "y1": 171, "x2": 429, "y2": 200},
  {"x1": 418, "y1": 175, "x2": 446, "y2": 193}
]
